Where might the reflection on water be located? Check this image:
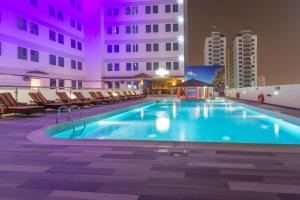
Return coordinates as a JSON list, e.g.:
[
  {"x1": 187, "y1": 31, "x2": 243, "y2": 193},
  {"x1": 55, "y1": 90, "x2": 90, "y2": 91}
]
[
  {"x1": 156, "y1": 112, "x2": 170, "y2": 132},
  {"x1": 172, "y1": 102, "x2": 177, "y2": 119},
  {"x1": 274, "y1": 123, "x2": 280, "y2": 137},
  {"x1": 203, "y1": 104, "x2": 208, "y2": 119}
]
